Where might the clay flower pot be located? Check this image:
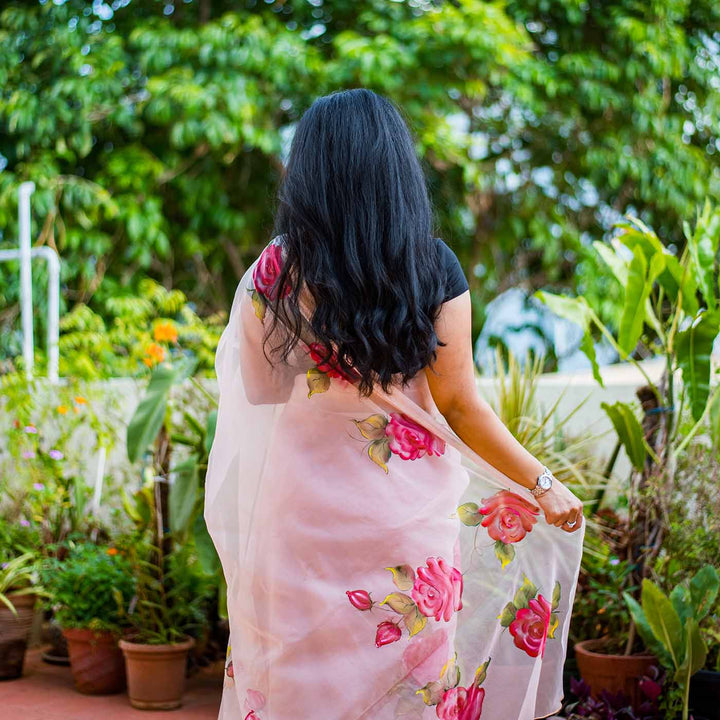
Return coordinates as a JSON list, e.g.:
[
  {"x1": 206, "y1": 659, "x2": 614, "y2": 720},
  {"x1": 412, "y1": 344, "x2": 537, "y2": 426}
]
[
  {"x1": 62, "y1": 627, "x2": 126, "y2": 694},
  {"x1": 119, "y1": 636, "x2": 195, "y2": 710},
  {"x1": 0, "y1": 594, "x2": 36, "y2": 679},
  {"x1": 574, "y1": 638, "x2": 657, "y2": 709}
]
